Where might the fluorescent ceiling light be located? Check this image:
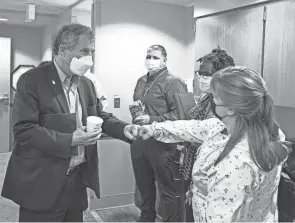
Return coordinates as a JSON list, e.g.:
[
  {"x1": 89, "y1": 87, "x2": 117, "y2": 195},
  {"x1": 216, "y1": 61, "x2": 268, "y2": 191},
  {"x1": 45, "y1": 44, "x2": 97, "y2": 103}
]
[{"x1": 0, "y1": 18, "x2": 8, "y2": 21}]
